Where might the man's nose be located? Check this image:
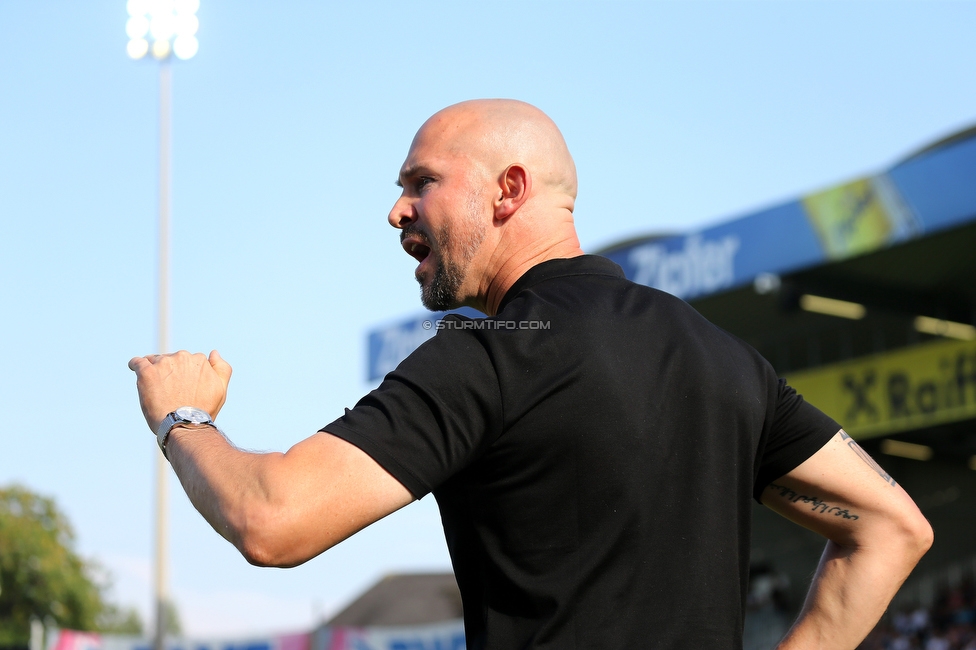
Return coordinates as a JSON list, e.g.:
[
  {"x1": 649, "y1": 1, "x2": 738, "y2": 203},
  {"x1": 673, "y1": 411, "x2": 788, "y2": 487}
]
[{"x1": 388, "y1": 196, "x2": 416, "y2": 229}]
